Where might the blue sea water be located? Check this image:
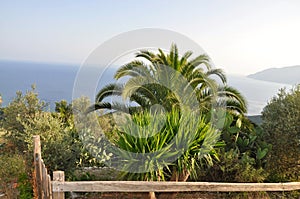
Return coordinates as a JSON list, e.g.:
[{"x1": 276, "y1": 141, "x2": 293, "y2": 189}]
[
  {"x1": 0, "y1": 60, "x2": 291, "y2": 115},
  {"x1": 0, "y1": 60, "x2": 115, "y2": 110},
  {"x1": 227, "y1": 75, "x2": 291, "y2": 115}
]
